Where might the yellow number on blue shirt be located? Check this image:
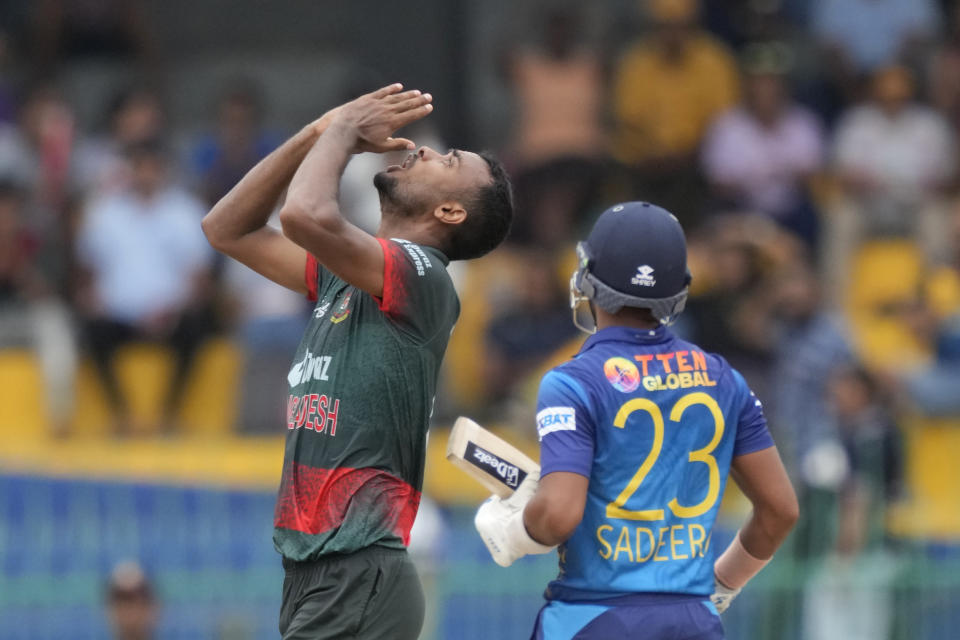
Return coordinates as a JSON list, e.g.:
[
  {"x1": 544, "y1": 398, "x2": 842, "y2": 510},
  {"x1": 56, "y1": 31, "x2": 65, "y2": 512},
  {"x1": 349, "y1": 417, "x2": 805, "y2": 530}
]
[
  {"x1": 606, "y1": 399, "x2": 666, "y2": 520},
  {"x1": 605, "y1": 392, "x2": 725, "y2": 521},
  {"x1": 667, "y1": 393, "x2": 725, "y2": 518}
]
